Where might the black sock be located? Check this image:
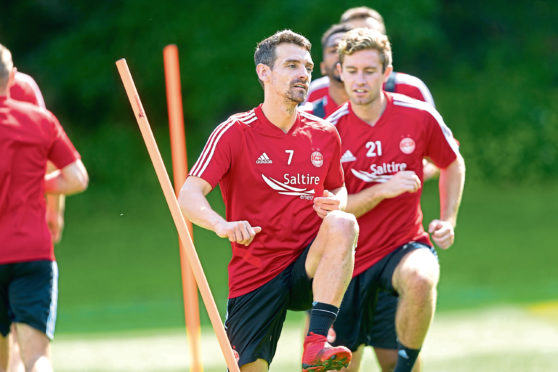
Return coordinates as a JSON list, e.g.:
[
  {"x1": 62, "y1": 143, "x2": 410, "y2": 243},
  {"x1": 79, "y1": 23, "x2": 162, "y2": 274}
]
[
  {"x1": 307, "y1": 301, "x2": 339, "y2": 337},
  {"x1": 394, "y1": 341, "x2": 421, "y2": 372}
]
